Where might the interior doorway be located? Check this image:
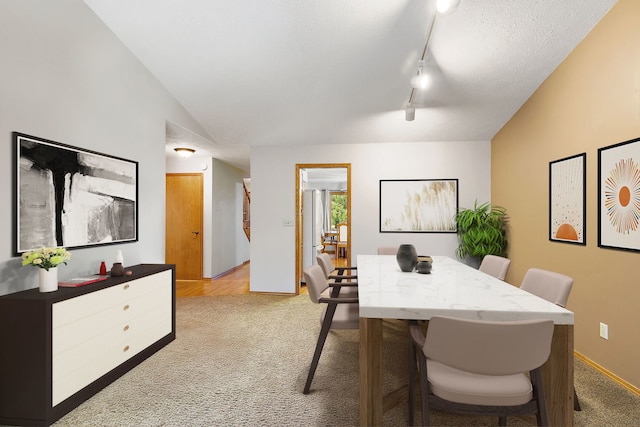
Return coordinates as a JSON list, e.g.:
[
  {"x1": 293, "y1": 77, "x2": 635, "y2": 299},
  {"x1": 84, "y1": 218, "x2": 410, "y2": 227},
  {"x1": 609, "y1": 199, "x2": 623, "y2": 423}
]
[
  {"x1": 295, "y1": 164, "x2": 351, "y2": 294},
  {"x1": 166, "y1": 173, "x2": 204, "y2": 280}
]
